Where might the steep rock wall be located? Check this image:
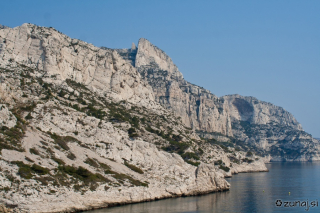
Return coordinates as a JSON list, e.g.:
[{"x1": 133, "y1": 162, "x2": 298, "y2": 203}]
[
  {"x1": 0, "y1": 24, "x2": 154, "y2": 106},
  {"x1": 133, "y1": 38, "x2": 320, "y2": 161},
  {"x1": 136, "y1": 38, "x2": 233, "y2": 136}
]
